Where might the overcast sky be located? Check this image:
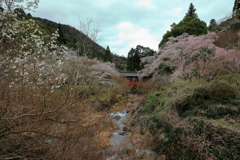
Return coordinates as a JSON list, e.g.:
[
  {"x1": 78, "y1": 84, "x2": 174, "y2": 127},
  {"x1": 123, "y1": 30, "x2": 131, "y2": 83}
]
[{"x1": 31, "y1": 0, "x2": 234, "y2": 57}]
